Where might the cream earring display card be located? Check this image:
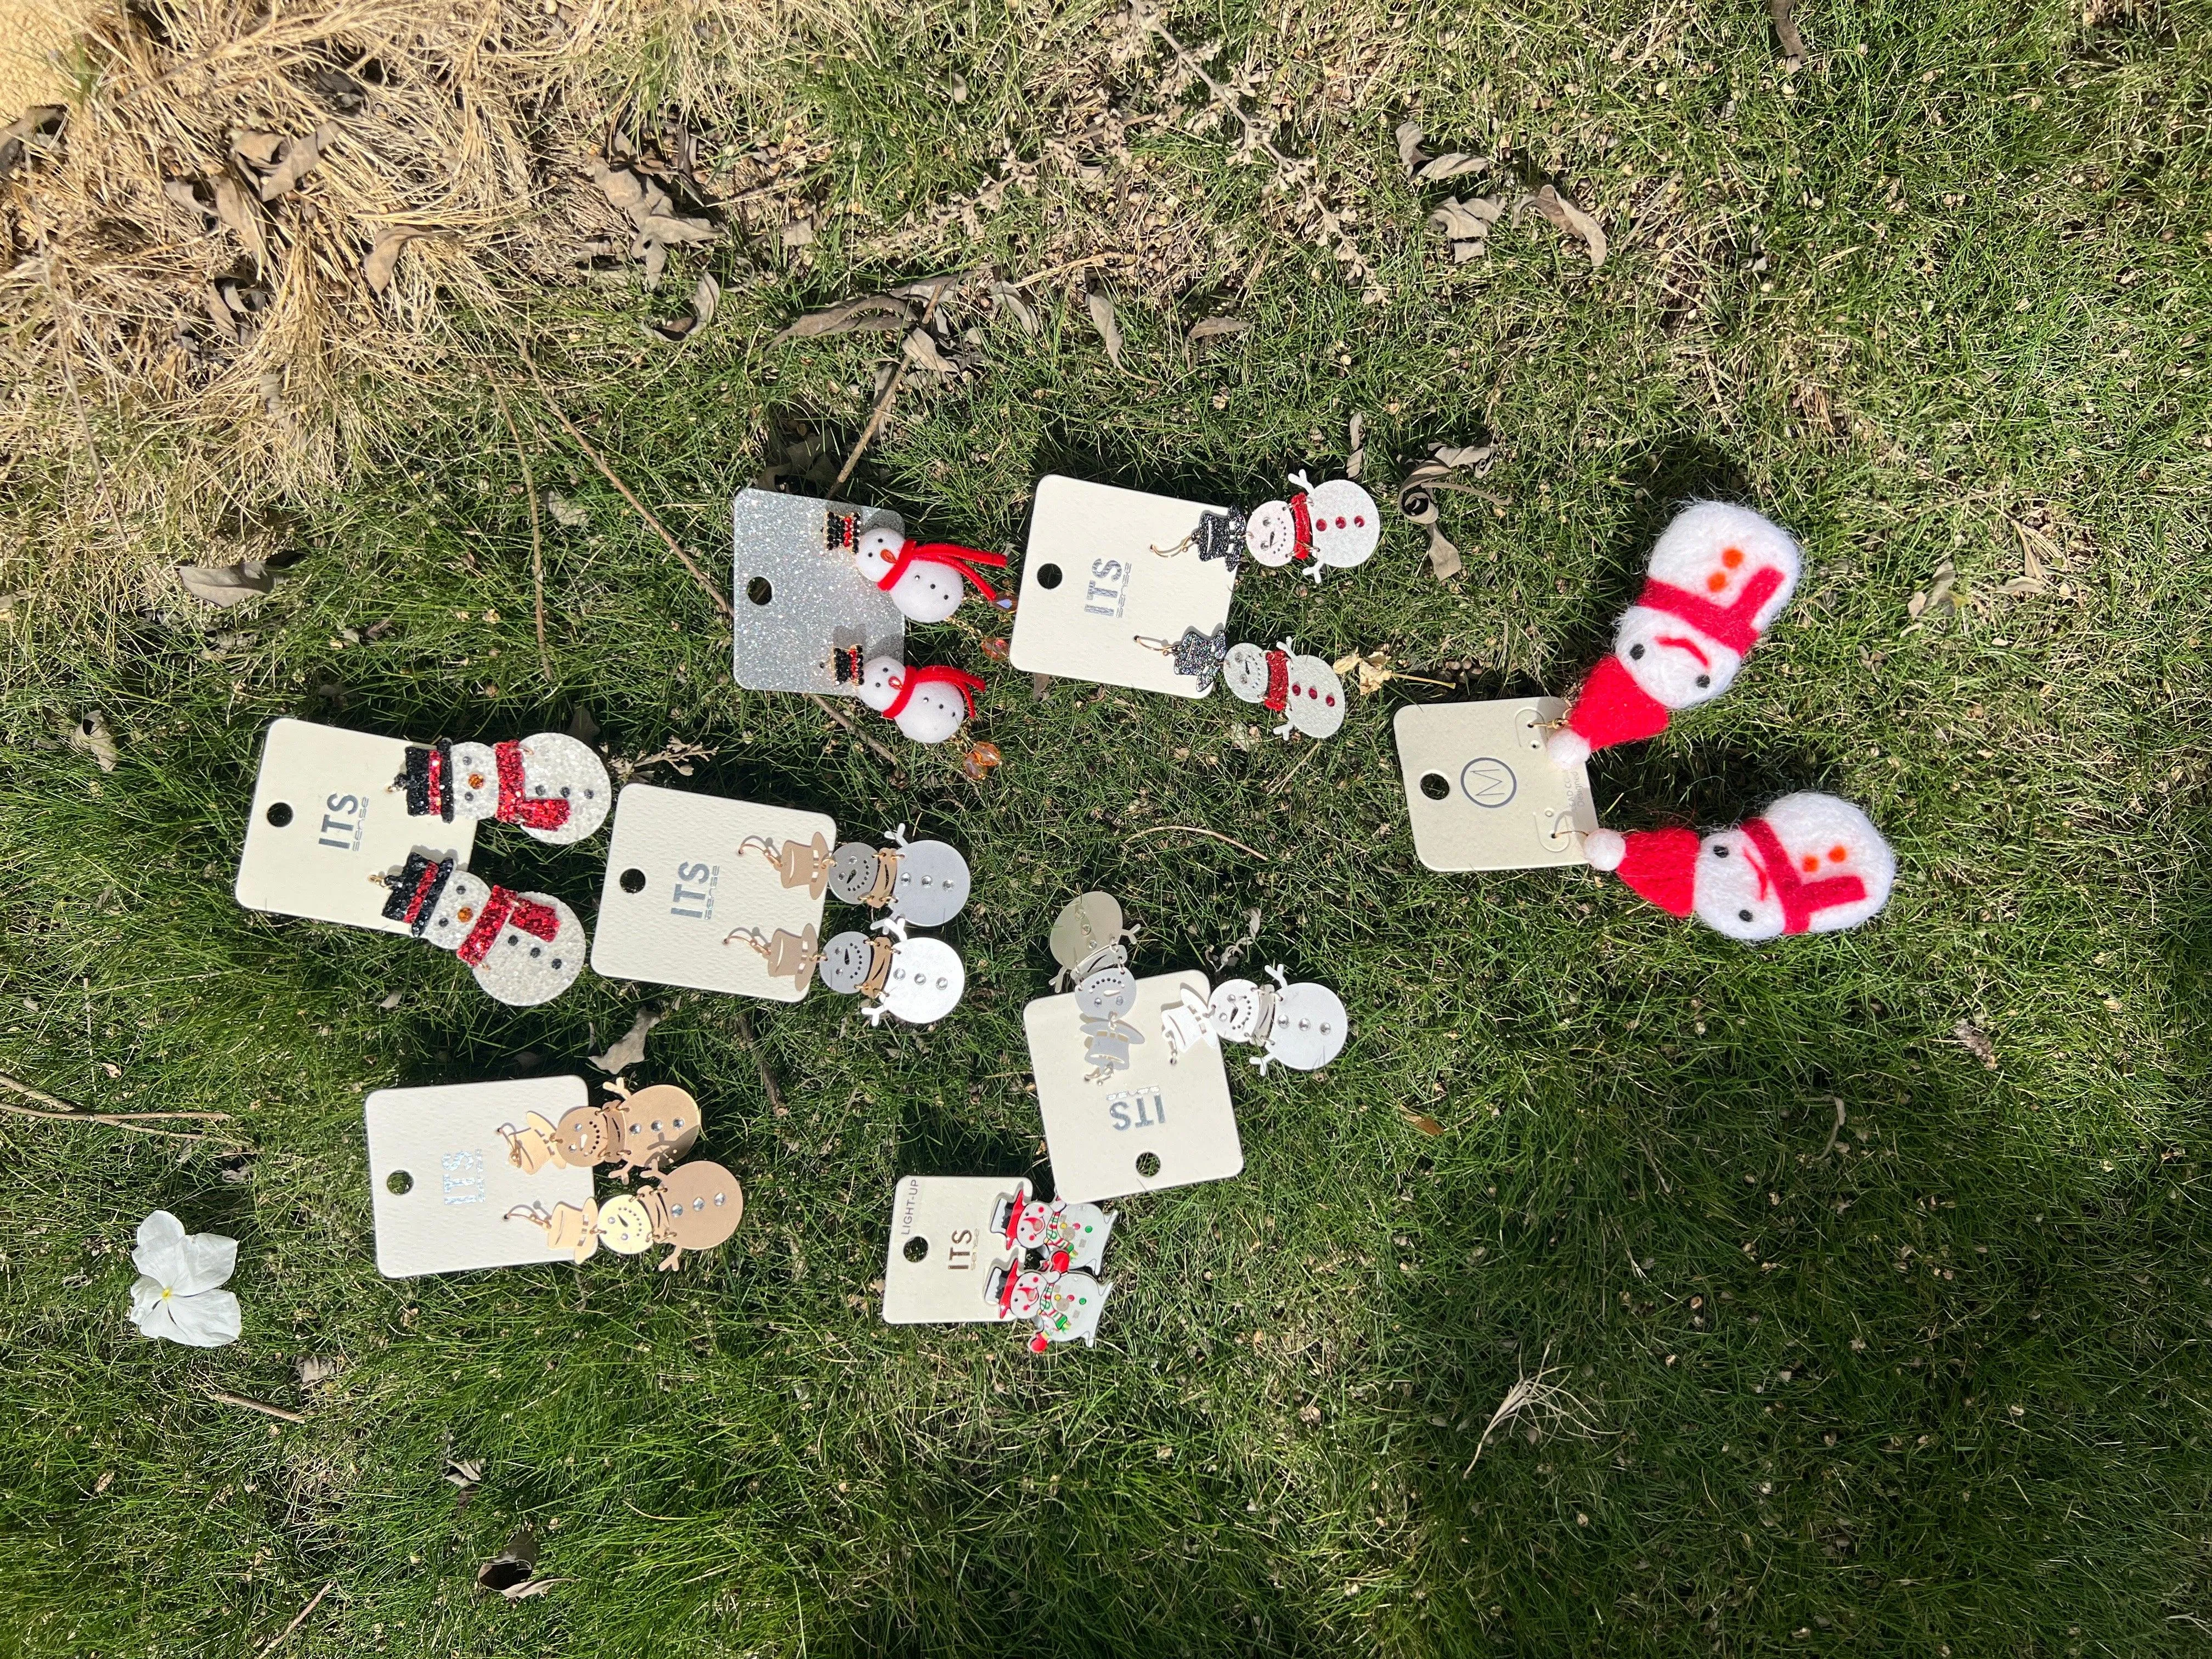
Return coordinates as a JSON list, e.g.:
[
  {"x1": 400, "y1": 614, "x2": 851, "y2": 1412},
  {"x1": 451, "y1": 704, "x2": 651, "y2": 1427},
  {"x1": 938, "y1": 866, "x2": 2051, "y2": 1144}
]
[
  {"x1": 235, "y1": 718, "x2": 476, "y2": 933},
  {"x1": 1007, "y1": 476, "x2": 1239, "y2": 697},
  {"x1": 1395, "y1": 698, "x2": 1597, "y2": 871},
  {"x1": 590, "y1": 783, "x2": 837, "y2": 1001},
  {"x1": 1023, "y1": 969, "x2": 1242, "y2": 1203},
  {"x1": 366, "y1": 1076, "x2": 594, "y2": 1277},
  {"x1": 881, "y1": 1176, "x2": 1013, "y2": 1324},
  {"x1": 730, "y1": 487, "x2": 908, "y2": 696}
]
